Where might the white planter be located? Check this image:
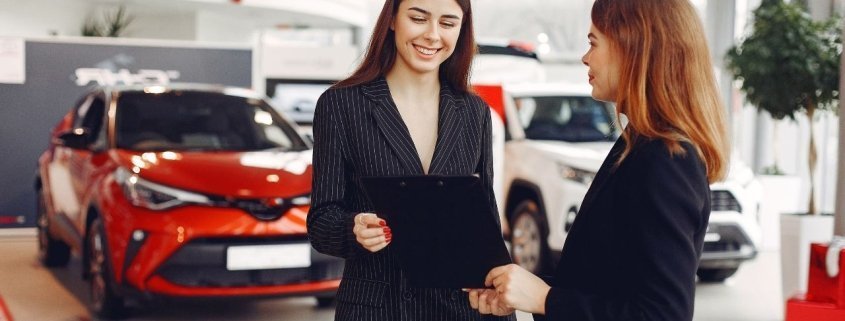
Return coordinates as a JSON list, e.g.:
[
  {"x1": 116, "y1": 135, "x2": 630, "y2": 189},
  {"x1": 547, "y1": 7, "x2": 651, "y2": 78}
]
[
  {"x1": 758, "y1": 175, "x2": 802, "y2": 251},
  {"x1": 779, "y1": 214, "x2": 834, "y2": 300}
]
